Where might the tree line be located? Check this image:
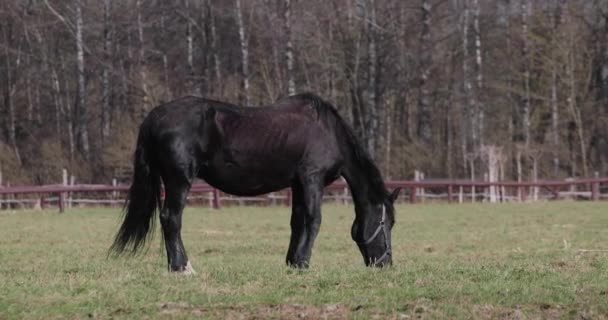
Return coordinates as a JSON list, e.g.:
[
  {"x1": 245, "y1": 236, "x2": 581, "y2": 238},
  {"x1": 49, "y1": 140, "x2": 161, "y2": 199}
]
[{"x1": 0, "y1": 0, "x2": 607, "y2": 185}]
